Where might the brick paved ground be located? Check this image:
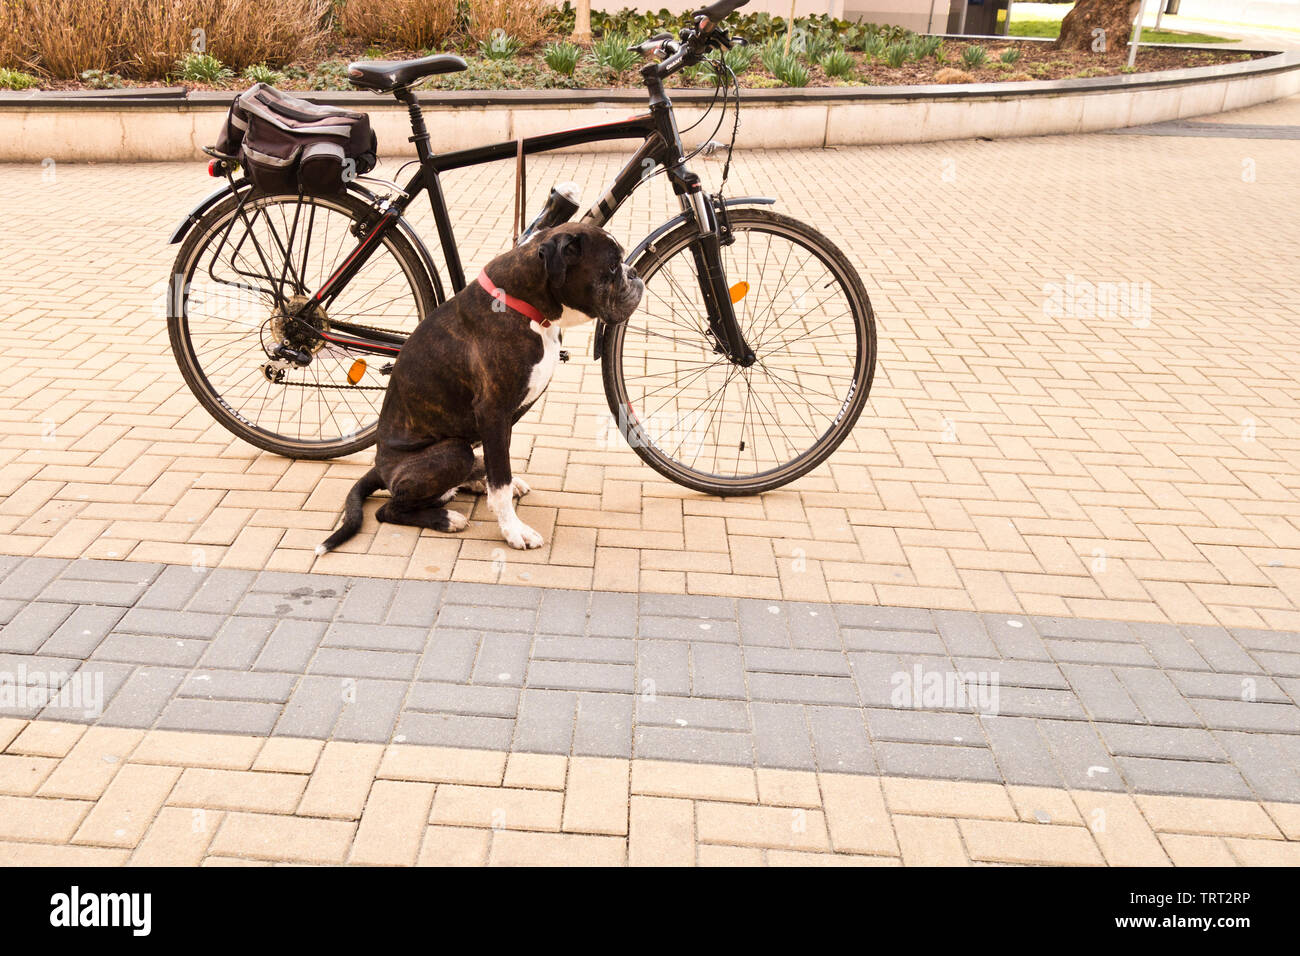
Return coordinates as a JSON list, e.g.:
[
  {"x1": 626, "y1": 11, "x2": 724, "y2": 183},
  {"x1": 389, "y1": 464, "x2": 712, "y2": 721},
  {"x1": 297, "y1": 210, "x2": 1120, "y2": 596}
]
[
  {"x1": 2, "y1": 96, "x2": 1299, "y2": 626},
  {"x1": 2, "y1": 95, "x2": 1299, "y2": 864}
]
